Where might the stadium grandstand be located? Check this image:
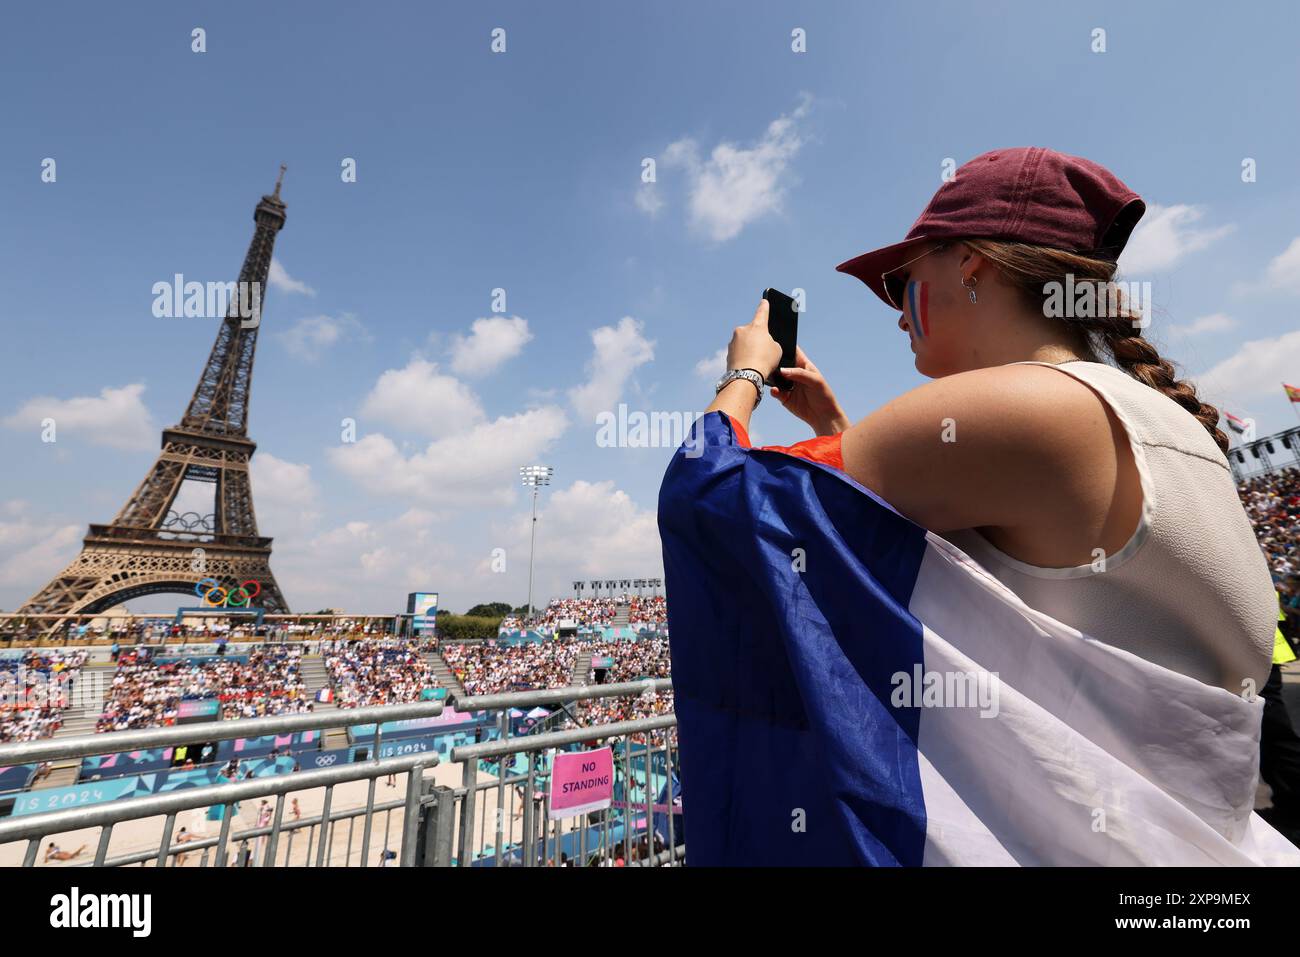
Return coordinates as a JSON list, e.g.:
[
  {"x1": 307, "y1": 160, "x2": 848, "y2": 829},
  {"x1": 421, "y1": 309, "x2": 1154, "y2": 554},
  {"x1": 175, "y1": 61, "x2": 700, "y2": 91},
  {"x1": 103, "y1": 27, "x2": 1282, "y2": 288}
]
[
  {"x1": 499, "y1": 593, "x2": 668, "y2": 631},
  {"x1": 96, "y1": 646, "x2": 311, "y2": 732},
  {"x1": 0, "y1": 650, "x2": 86, "y2": 744},
  {"x1": 0, "y1": 596, "x2": 681, "y2": 870},
  {"x1": 324, "y1": 638, "x2": 442, "y2": 709},
  {"x1": 1240, "y1": 466, "x2": 1300, "y2": 591}
]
